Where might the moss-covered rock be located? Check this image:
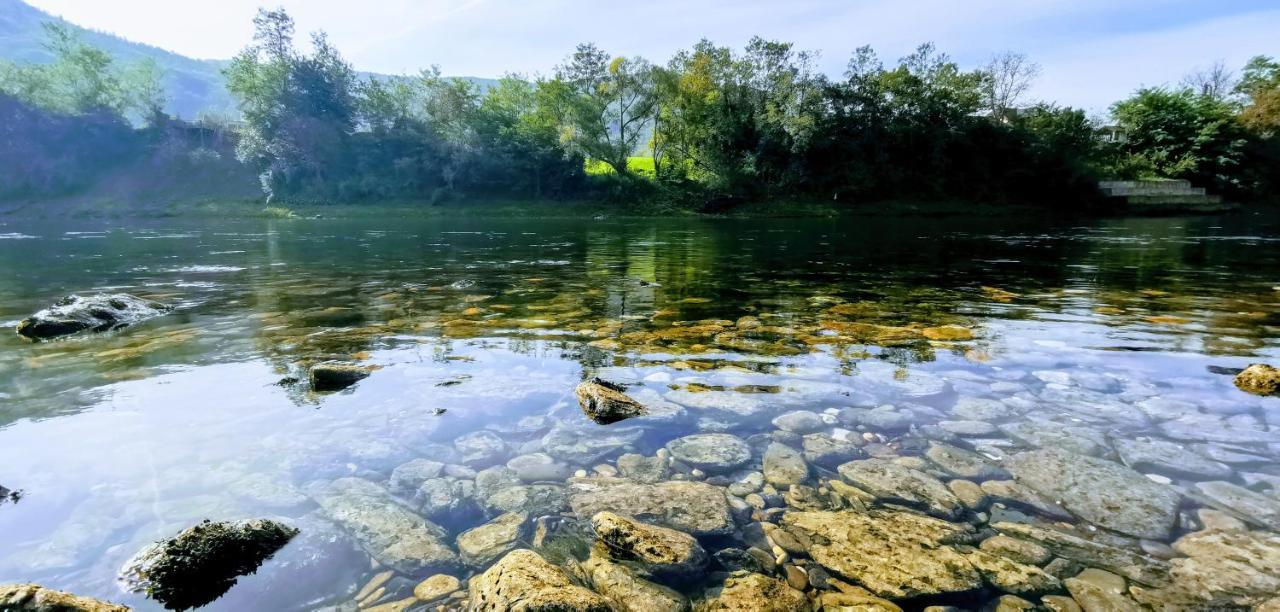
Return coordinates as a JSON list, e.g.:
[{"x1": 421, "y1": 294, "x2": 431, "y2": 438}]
[
  {"x1": 1234, "y1": 363, "x2": 1280, "y2": 396},
  {"x1": 16, "y1": 294, "x2": 170, "y2": 340},
  {"x1": 575, "y1": 378, "x2": 646, "y2": 424},
  {"x1": 118, "y1": 519, "x2": 298, "y2": 611}
]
